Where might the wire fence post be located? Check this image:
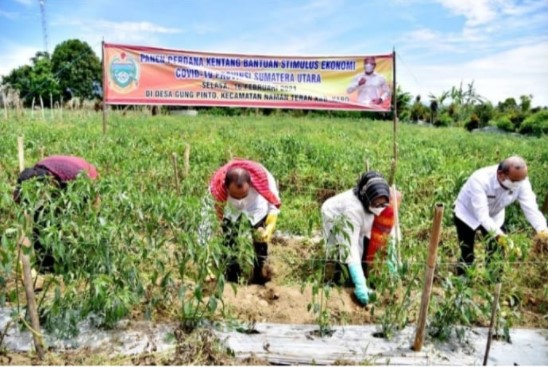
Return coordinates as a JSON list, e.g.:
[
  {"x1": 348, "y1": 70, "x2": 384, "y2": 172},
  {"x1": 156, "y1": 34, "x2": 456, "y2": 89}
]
[
  {"x1": 102, "y1": 40, "x2": 108, "y2": 135},
  {"x1": 17, "y1": 136, "x2": 45, "y2": 360},
  {"x1": 483, "y1": 282, "x2": 502, "y2": 365},
  {"x1": 413, "y1": 203, "x2": 444, "y2": 352}
]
